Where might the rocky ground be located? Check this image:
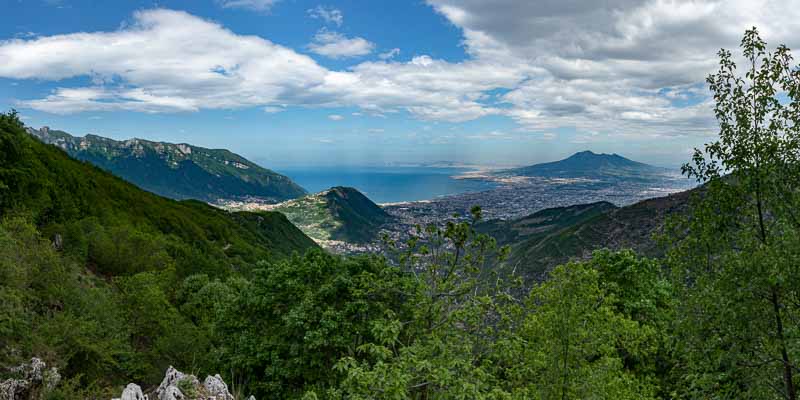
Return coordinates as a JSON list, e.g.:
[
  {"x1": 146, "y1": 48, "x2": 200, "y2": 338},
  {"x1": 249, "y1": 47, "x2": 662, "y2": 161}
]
[{"x1": 0, "y1": 360, "x2": 253, "y2": 400}]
